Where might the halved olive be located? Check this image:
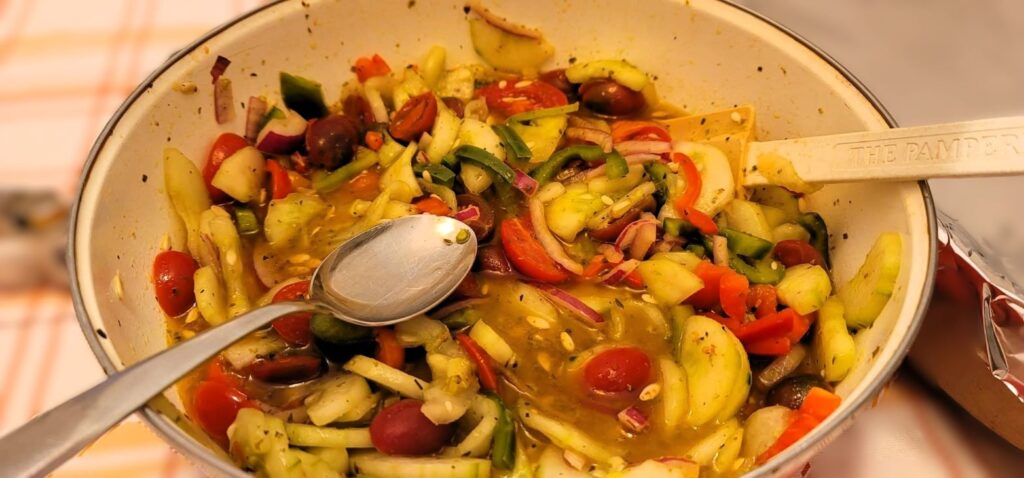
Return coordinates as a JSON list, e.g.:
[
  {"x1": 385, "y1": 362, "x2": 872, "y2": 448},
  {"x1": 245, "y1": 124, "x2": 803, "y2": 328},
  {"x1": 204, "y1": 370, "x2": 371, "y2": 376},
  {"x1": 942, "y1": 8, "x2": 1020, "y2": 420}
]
[
  {"x1": 306, "y1": 114, "x2": 360, "y2": 170},
  {"x1": 580, "y1": 79, "x2": 646, "y2": 117}
]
